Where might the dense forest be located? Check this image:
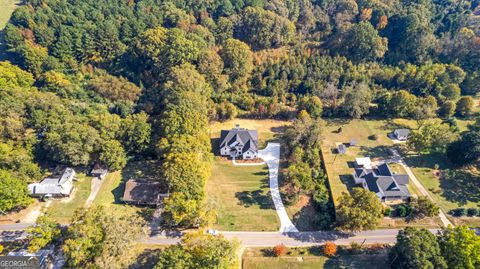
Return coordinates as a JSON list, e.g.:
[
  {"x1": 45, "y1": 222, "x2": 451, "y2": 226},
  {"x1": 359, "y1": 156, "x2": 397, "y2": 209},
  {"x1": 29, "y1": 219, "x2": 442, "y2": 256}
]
[{"x1": 1, "y1": 0, "x2": 479, "y2": 227}]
